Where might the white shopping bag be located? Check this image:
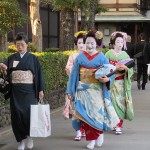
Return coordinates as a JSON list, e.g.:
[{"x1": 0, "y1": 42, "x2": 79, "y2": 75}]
[
  {"x1": 147, "y1": 64, "x2": 150, "y2": 76},
  {"x1": 30, "y1": 103, "x2": 51, "y2": 137}
]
